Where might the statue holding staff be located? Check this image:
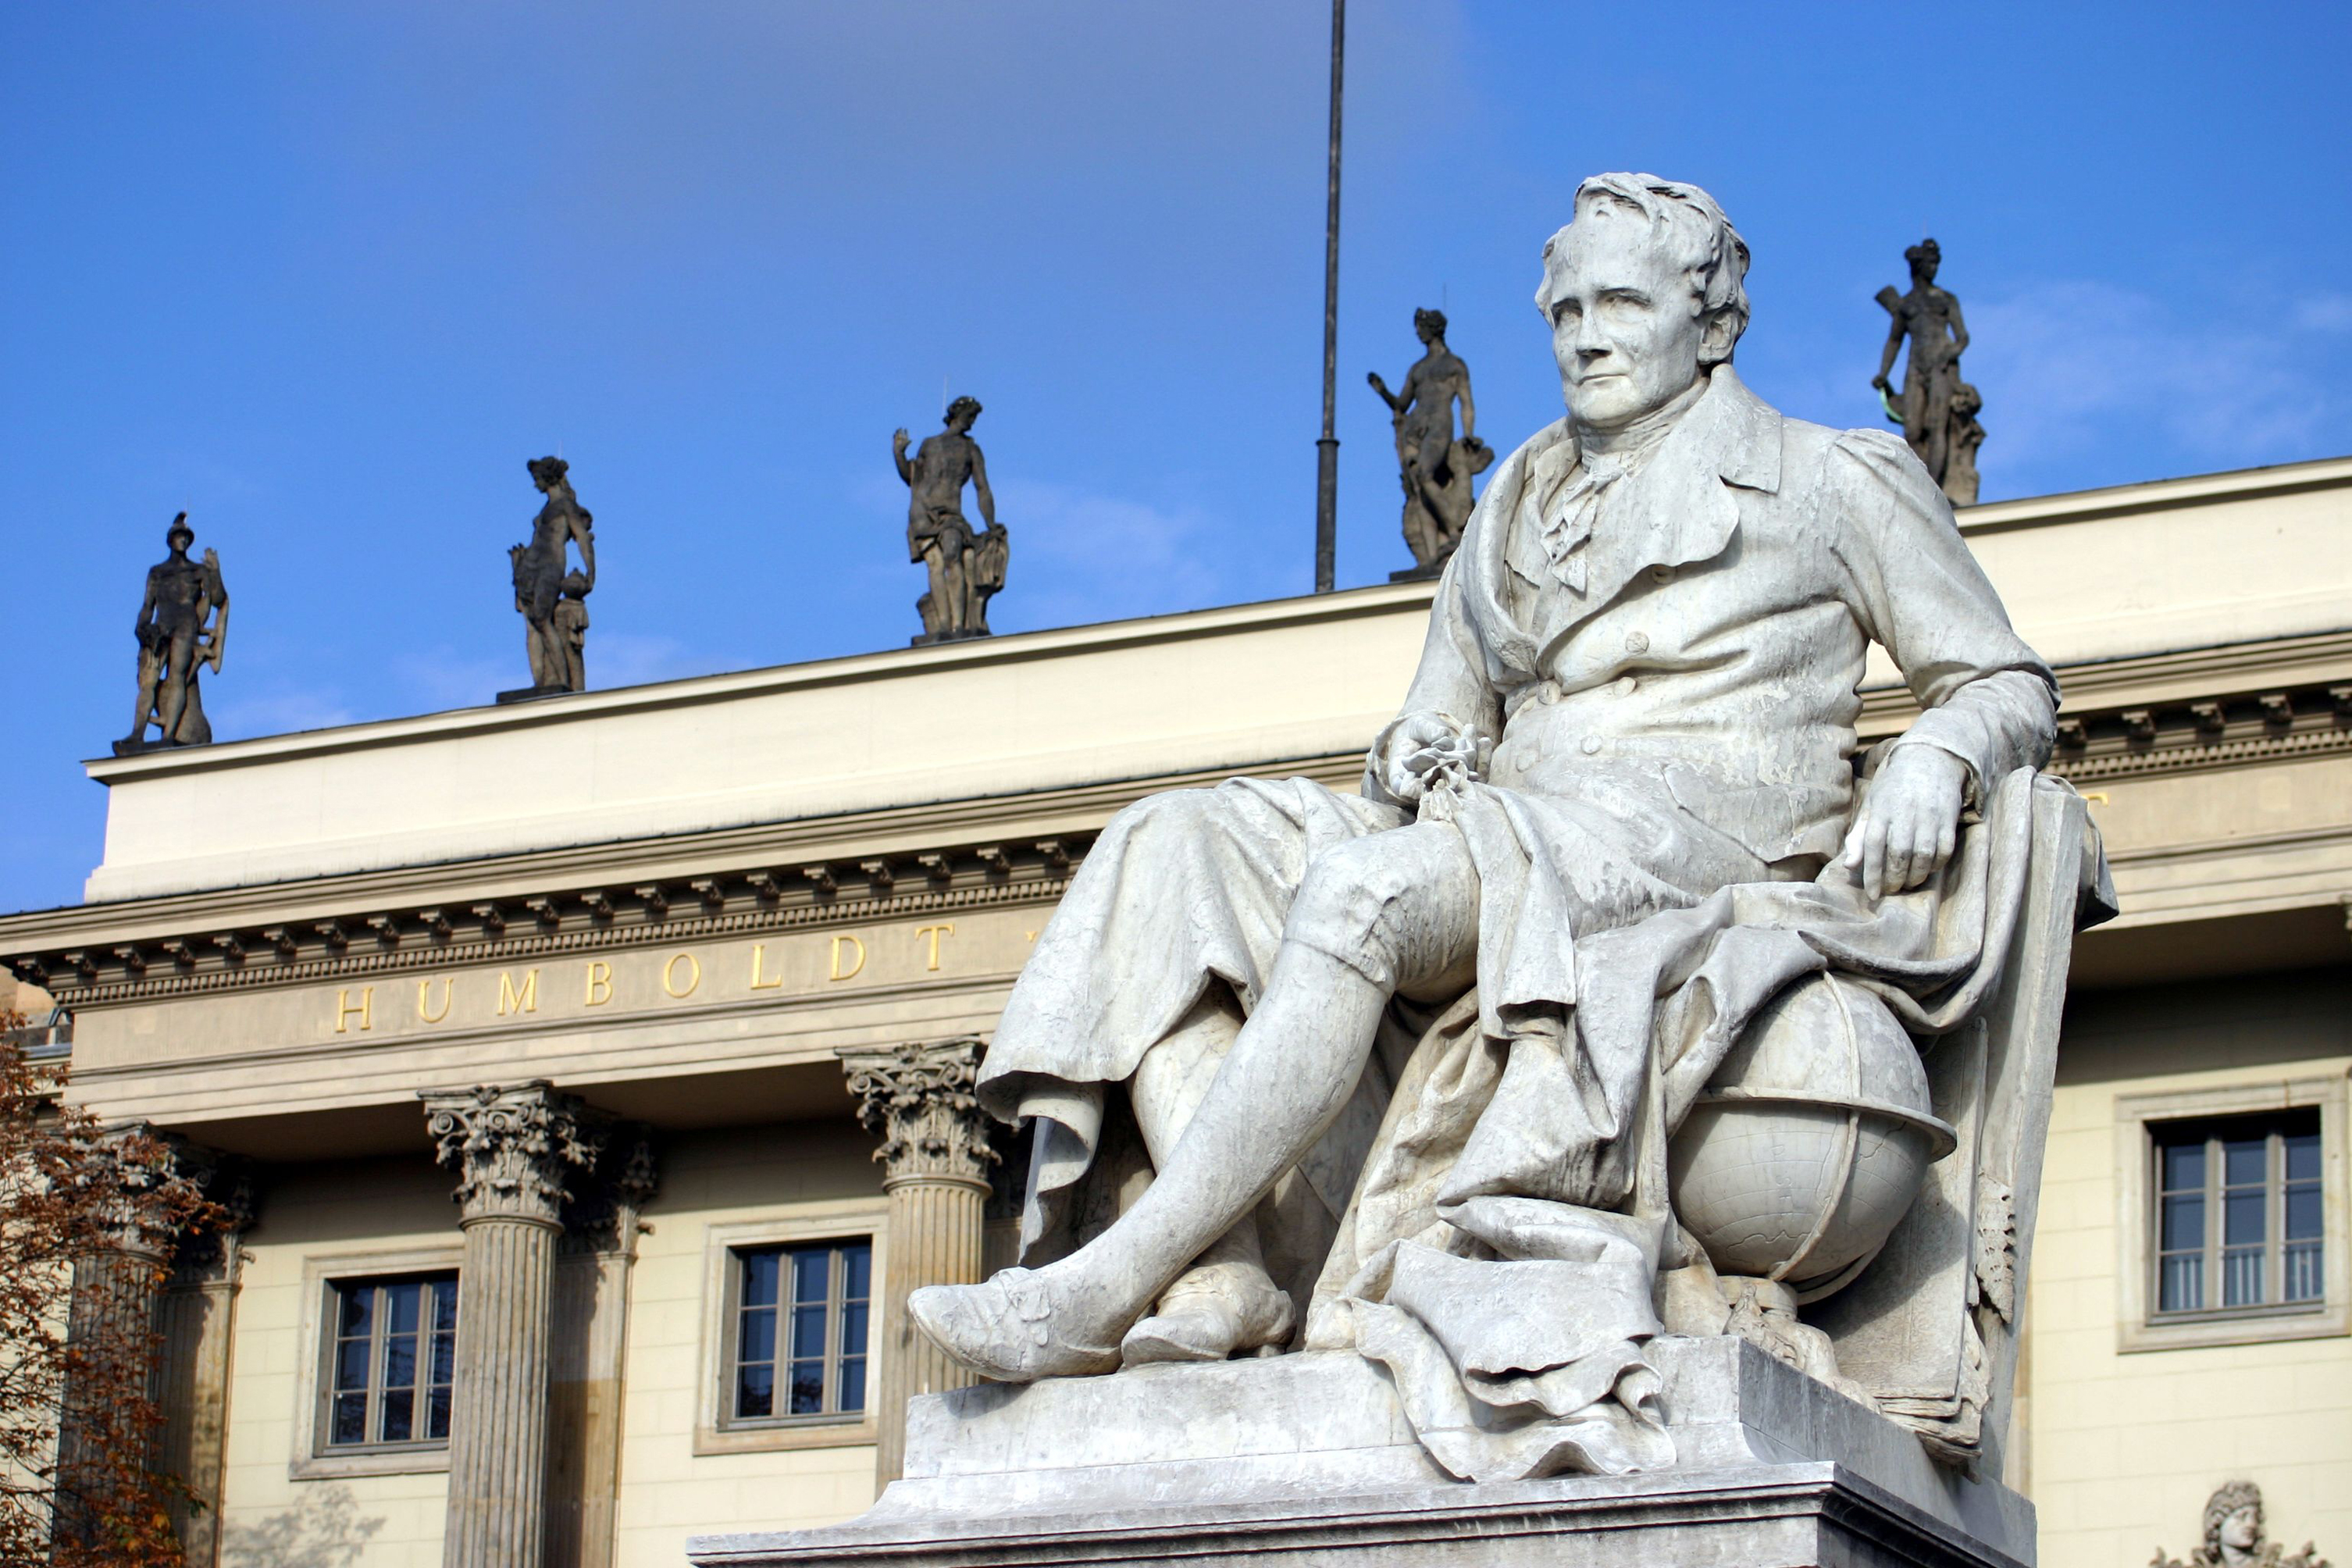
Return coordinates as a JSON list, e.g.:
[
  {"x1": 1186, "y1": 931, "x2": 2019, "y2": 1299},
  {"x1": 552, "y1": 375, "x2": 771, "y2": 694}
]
[{"x1": 117, "y1": 511, "x2": 228, "y2": 754}]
